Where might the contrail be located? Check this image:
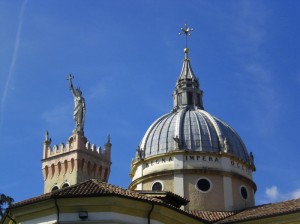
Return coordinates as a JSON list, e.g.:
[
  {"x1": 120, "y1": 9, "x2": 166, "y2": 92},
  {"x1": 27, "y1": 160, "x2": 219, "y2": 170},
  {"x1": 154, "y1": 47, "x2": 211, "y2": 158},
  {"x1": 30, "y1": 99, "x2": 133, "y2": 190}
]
[{"x1": 0, "y1": 0, "x2": 28, "y2": 127}]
